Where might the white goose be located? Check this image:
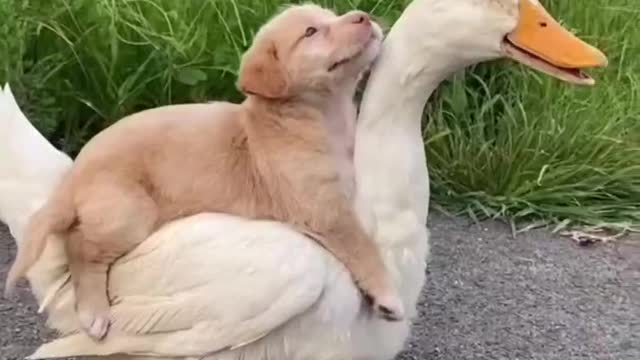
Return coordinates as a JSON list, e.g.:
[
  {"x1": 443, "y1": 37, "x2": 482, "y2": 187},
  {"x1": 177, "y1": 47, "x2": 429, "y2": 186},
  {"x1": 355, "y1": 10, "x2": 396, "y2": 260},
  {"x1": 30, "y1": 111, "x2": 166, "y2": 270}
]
[{"x1": 0, "y1": 0, "x2": 606, "y2": 359}]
